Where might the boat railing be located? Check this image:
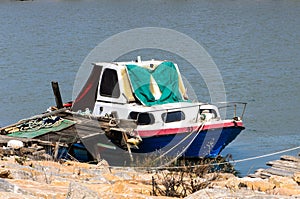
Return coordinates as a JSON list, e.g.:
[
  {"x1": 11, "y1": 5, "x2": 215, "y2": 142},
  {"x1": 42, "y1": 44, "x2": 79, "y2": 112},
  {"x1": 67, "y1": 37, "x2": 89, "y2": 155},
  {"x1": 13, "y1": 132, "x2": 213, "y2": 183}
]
[
  {"x1": 213, "y1": 101, "x2": 247, "y2": 120},
  {"x1": 134, "y1": 103, "x2": 203, "y2": 125},
  {"x1": 134, "y1": 101, "x2": 247, "y2": 126}
]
